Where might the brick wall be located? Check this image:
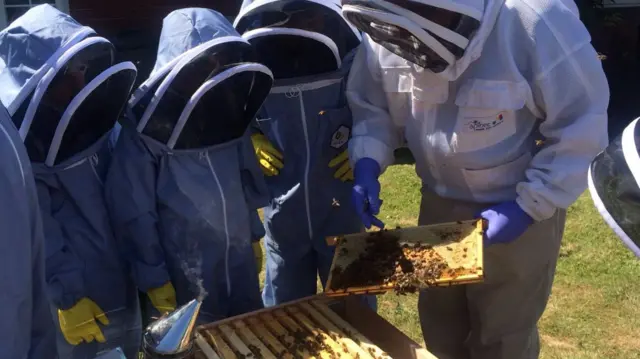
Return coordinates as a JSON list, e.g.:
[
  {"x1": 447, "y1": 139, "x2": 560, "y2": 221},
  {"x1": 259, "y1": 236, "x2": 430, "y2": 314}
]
[
  {"x1": 69, "y1": 0, "x2": 241, "y2": 37},
  {"x1": 587, "y1": 8, "x2": 640, "y2": 138},
  {"x1": 68, "y1": 0, "x2": 243, "y2": 83}
]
